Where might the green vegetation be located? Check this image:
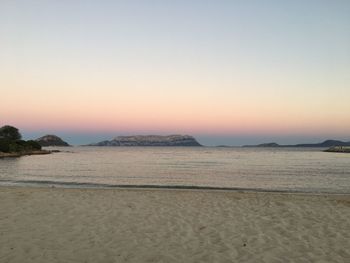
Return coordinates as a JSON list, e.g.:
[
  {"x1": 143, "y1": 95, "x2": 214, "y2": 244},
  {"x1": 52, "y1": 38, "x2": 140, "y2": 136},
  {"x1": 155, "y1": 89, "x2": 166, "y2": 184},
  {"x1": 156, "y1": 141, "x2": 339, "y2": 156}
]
[
  {"x1": 0, "y1": 125, "x2": 22, "y2": 140},
  {"x1": 0, "y1": 125, "x2": 42, "y2": 153}
]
